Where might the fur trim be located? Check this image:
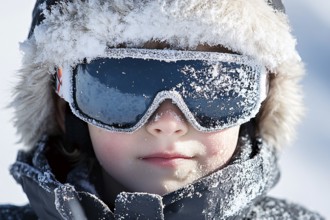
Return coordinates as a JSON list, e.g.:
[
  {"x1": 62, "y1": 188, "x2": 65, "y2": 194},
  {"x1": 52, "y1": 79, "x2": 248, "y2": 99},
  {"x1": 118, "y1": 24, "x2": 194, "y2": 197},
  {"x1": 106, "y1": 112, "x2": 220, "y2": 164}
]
[
  {"x1": 12, "y1": 0, "x2": 304, "y2": 149},
  {"x1": 28, "y1": 0, "x2": 299, "y2": 69},
  {"x1": 258, "y1": 59, "x2": 305, "y2": 149},
  {"x1": 11, "y1": 39, "x2": 60, "y2": 147}
]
